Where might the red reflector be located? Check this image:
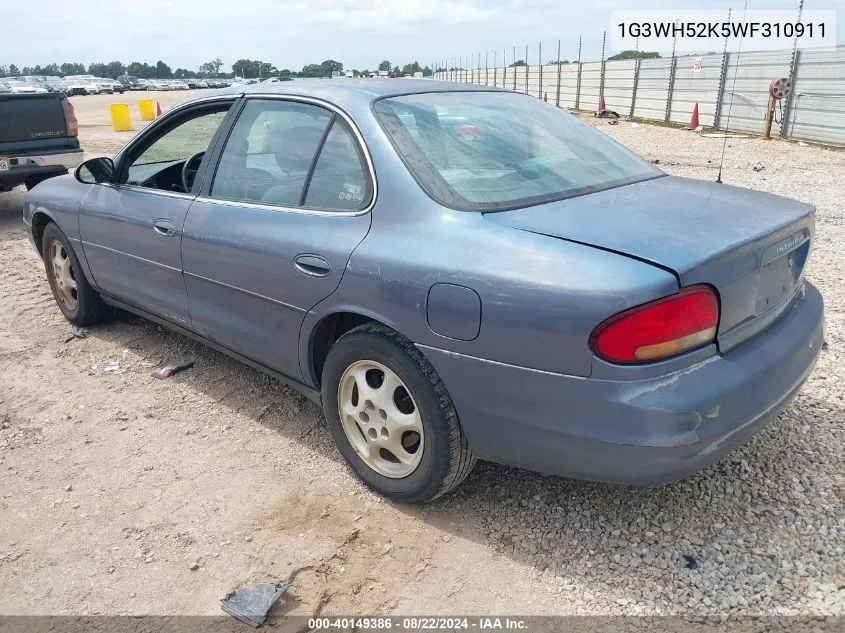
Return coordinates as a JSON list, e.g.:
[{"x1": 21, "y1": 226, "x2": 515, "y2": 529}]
[
  {"x1": 62, "y1": 99, "x2": 78, "y2": 137},
  {"x1": 589, "y1": 285, "x2": 719, "y2": 364}
]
